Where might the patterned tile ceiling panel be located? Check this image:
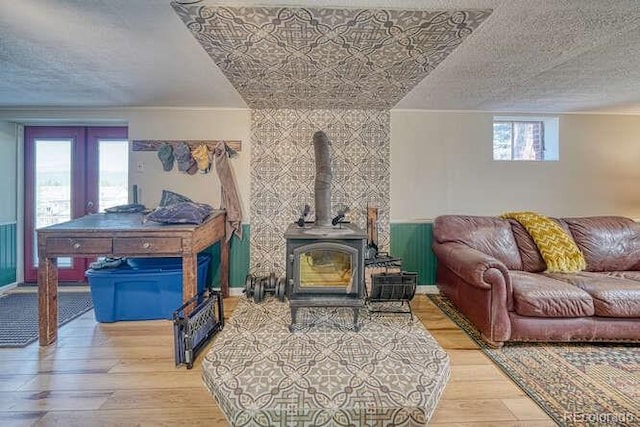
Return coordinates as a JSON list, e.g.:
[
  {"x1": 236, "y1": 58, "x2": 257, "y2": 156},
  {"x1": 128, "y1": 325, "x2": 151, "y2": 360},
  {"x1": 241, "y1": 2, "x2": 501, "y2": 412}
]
[{"x1": 171, "y1": 2, "x2": 492, "y2": 109}]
